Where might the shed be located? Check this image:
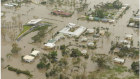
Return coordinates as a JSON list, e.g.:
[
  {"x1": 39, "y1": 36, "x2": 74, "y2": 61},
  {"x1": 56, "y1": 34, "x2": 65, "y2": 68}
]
[
  {"x1": 23, "y1": 55, "x2": 35, "y2": 63},
  {"x1": 31, "y1": 50, "x2": 40, "y2": 56},
  {"x1": 113, "y1": 57, "x2": 125, "y2": 64}
]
